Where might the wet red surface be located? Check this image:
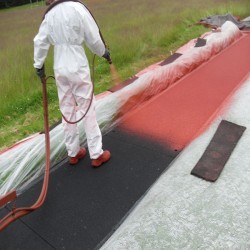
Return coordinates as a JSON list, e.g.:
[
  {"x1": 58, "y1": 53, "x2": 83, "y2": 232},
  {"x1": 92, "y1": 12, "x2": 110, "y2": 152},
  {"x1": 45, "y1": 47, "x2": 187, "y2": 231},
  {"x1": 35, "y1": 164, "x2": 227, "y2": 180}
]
[{"x1": 120, "y1": 33, "x2": 250, "y2": 150}]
